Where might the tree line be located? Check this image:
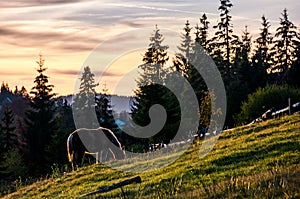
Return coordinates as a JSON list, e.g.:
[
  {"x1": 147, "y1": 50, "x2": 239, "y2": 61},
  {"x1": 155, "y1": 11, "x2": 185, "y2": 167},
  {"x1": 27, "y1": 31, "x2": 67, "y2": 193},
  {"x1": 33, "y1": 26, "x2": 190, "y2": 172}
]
[{"x1": 132, "y1": 1, "x2": 300, "y2": 135}]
